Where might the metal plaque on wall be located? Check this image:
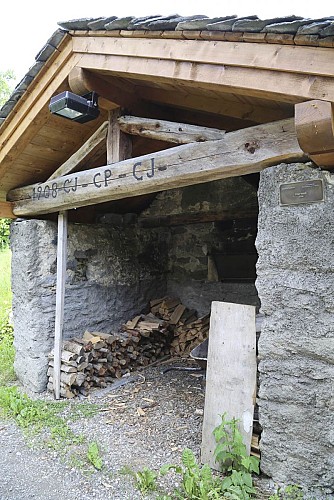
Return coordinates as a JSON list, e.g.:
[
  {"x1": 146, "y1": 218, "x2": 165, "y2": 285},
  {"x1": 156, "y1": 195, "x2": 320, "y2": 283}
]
[{"x1": 279, "y1": 179, "x2": 324, "y2": 206}]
